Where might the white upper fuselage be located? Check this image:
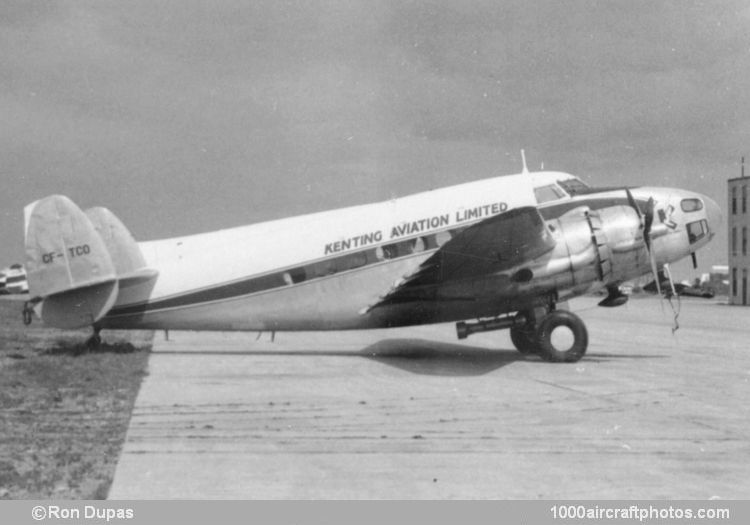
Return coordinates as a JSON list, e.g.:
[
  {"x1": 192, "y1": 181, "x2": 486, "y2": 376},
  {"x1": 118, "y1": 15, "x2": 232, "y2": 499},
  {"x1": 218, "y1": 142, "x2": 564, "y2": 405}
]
[{"x1": 136, "y1": 171, "x2": 549, "y2": 304}]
